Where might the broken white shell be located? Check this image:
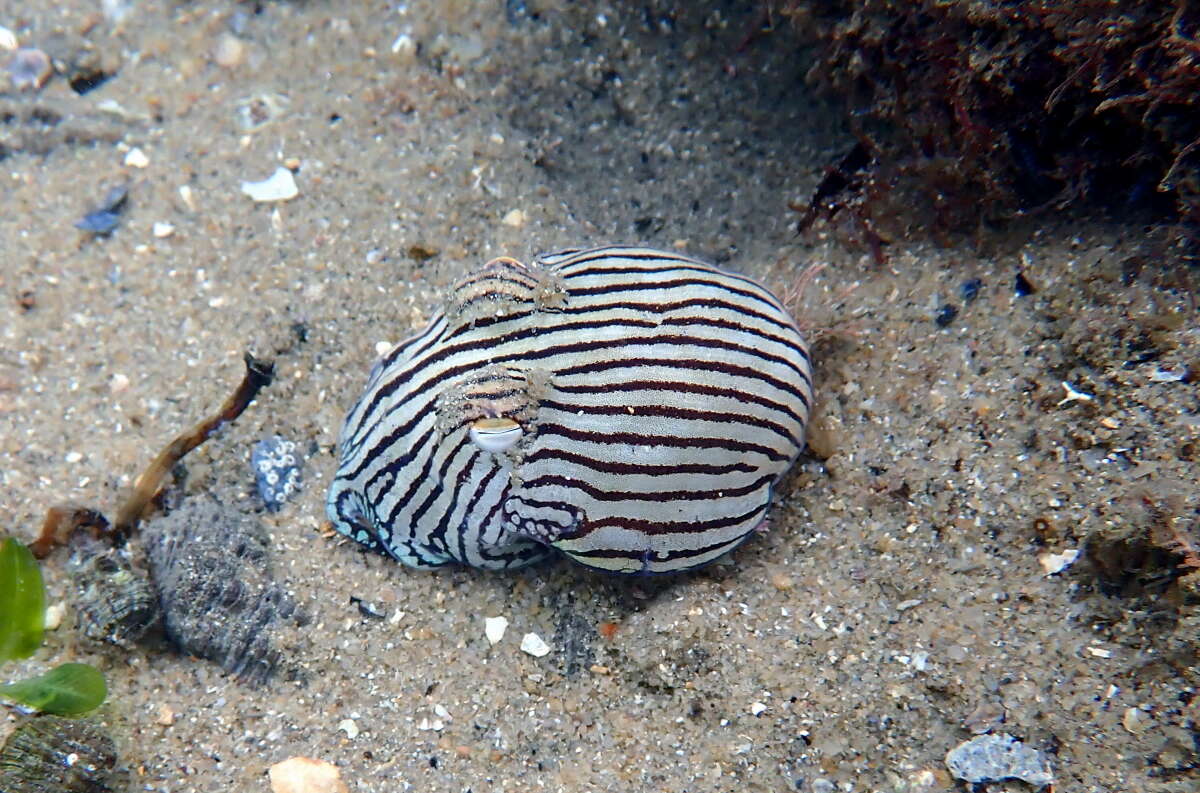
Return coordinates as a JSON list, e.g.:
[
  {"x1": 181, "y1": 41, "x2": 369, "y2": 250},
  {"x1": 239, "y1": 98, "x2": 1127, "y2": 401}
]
[{"x1": 240, "y1": 166, "x2": 298, "y2": 202}]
